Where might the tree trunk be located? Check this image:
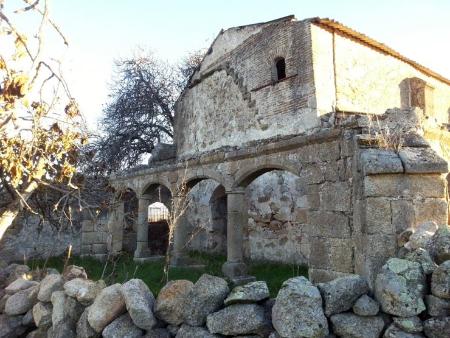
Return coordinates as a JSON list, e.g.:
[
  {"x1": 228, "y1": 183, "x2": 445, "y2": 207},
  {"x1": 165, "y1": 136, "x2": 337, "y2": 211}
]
[{"x1": 0, "y1": 180, "x2": 39, "y2": 240}]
